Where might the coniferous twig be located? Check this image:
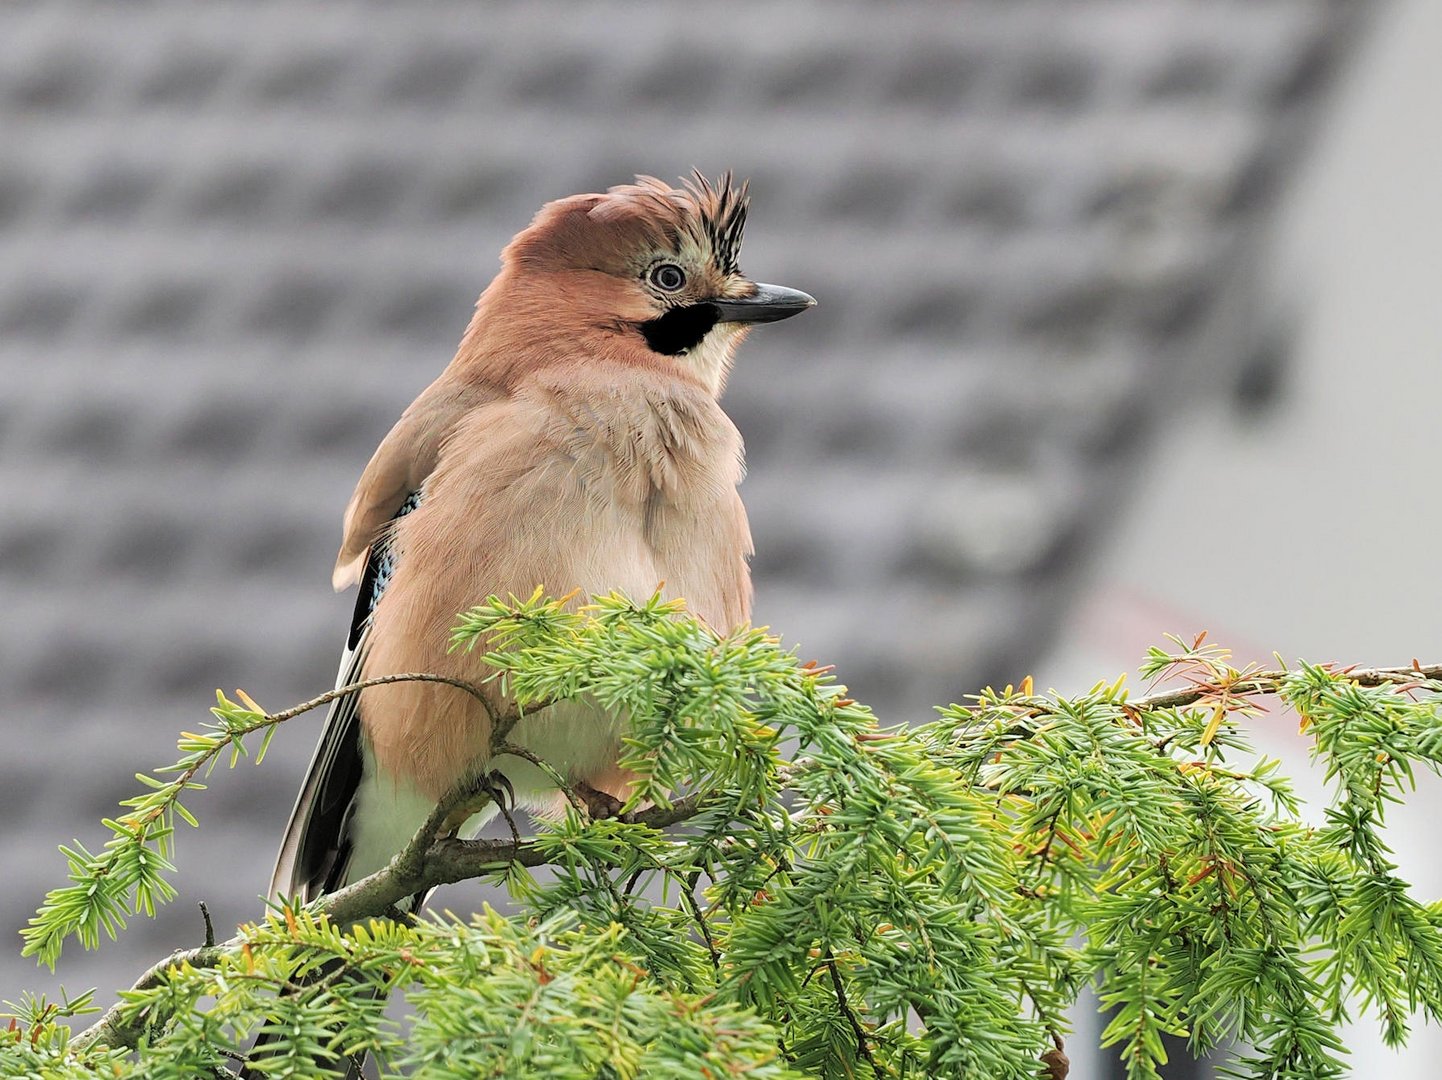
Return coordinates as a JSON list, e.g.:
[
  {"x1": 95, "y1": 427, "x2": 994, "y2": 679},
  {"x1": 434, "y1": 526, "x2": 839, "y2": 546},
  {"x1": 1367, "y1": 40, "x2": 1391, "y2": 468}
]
[{"x1": 13, "y1": 598, "x2": 1442, "y2": 1079}]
